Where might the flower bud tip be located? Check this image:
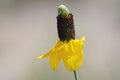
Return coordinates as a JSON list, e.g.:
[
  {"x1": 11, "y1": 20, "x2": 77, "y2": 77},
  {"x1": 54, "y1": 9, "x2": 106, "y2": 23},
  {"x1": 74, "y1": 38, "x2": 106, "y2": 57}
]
[{"x1": 58, "y1": 5, "x2": 70, "y2": 16}]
